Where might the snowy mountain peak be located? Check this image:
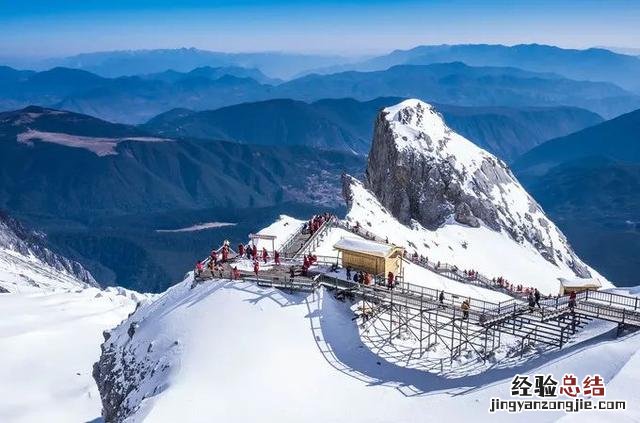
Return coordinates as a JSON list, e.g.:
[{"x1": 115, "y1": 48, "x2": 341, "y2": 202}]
[
  {"x1": 382, "y1": 98, "x2": 491, "y2": 175},
  {"x1": 365, "y1": 99, "x2": 602, "y2": 282},
  {"x1": 384, "y1": 99, "x2": 442, "y2": 128}
]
